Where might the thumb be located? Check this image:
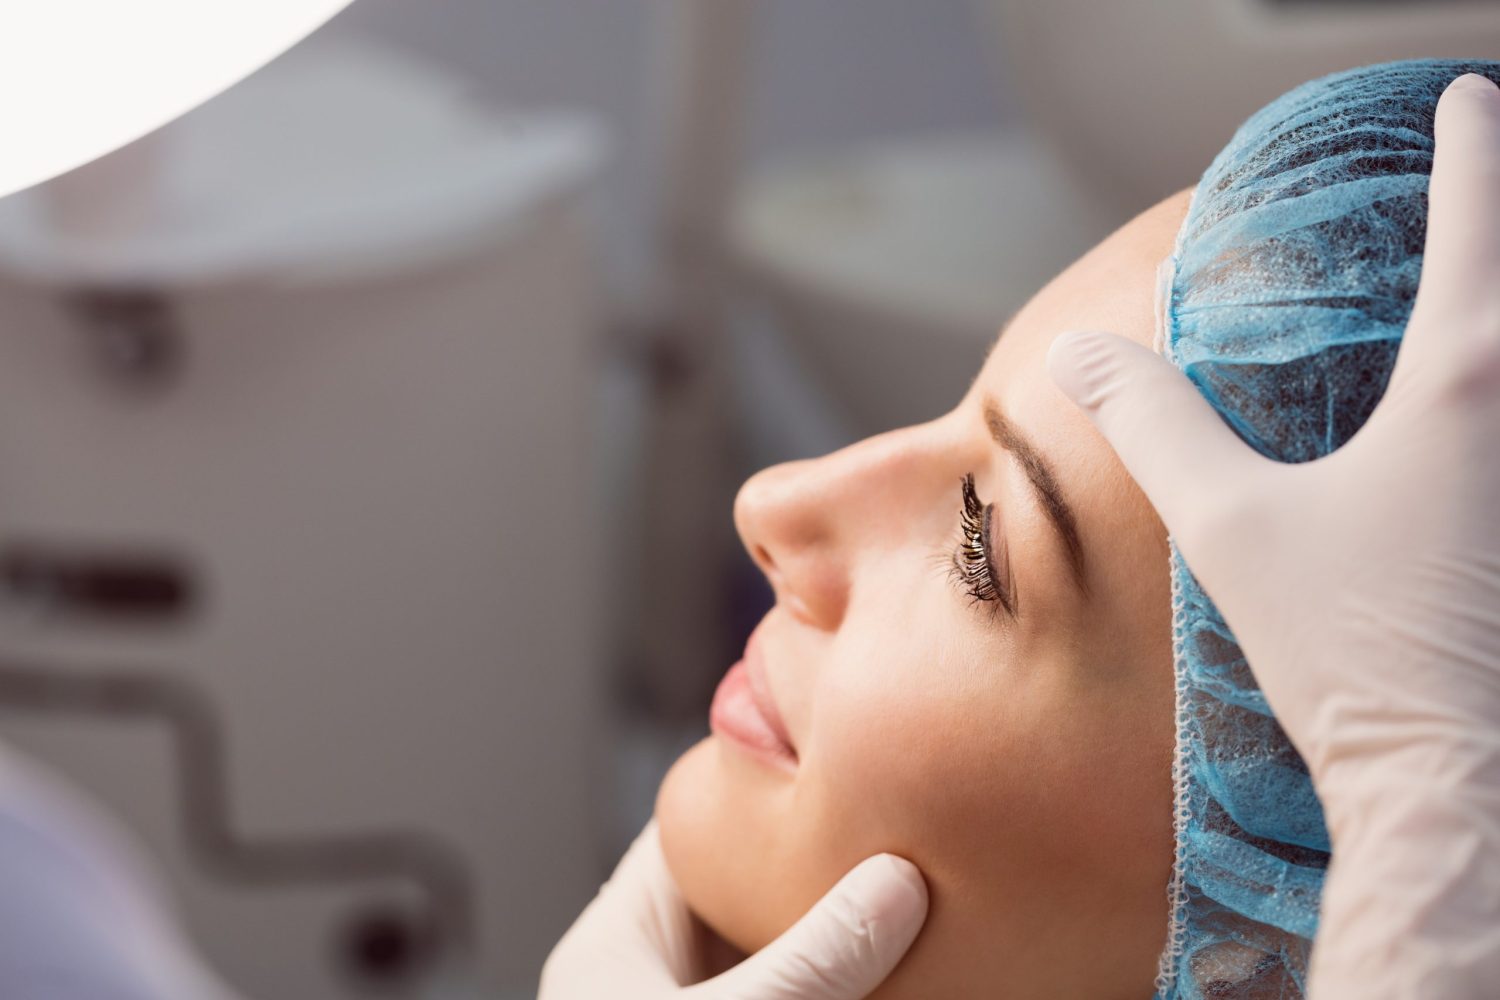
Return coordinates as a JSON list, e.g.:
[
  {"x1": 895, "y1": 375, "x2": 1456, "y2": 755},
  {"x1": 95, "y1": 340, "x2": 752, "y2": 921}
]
[
  {"x1": 1414, "y1": 73, "x2": 1500, "y2": 326},
  {"x1": 691, "y1": 855, "x2": 928, "y2": 1000},
  {"x1": 1047, "y1": 329, "x2": 1267, "y2": 548}
]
